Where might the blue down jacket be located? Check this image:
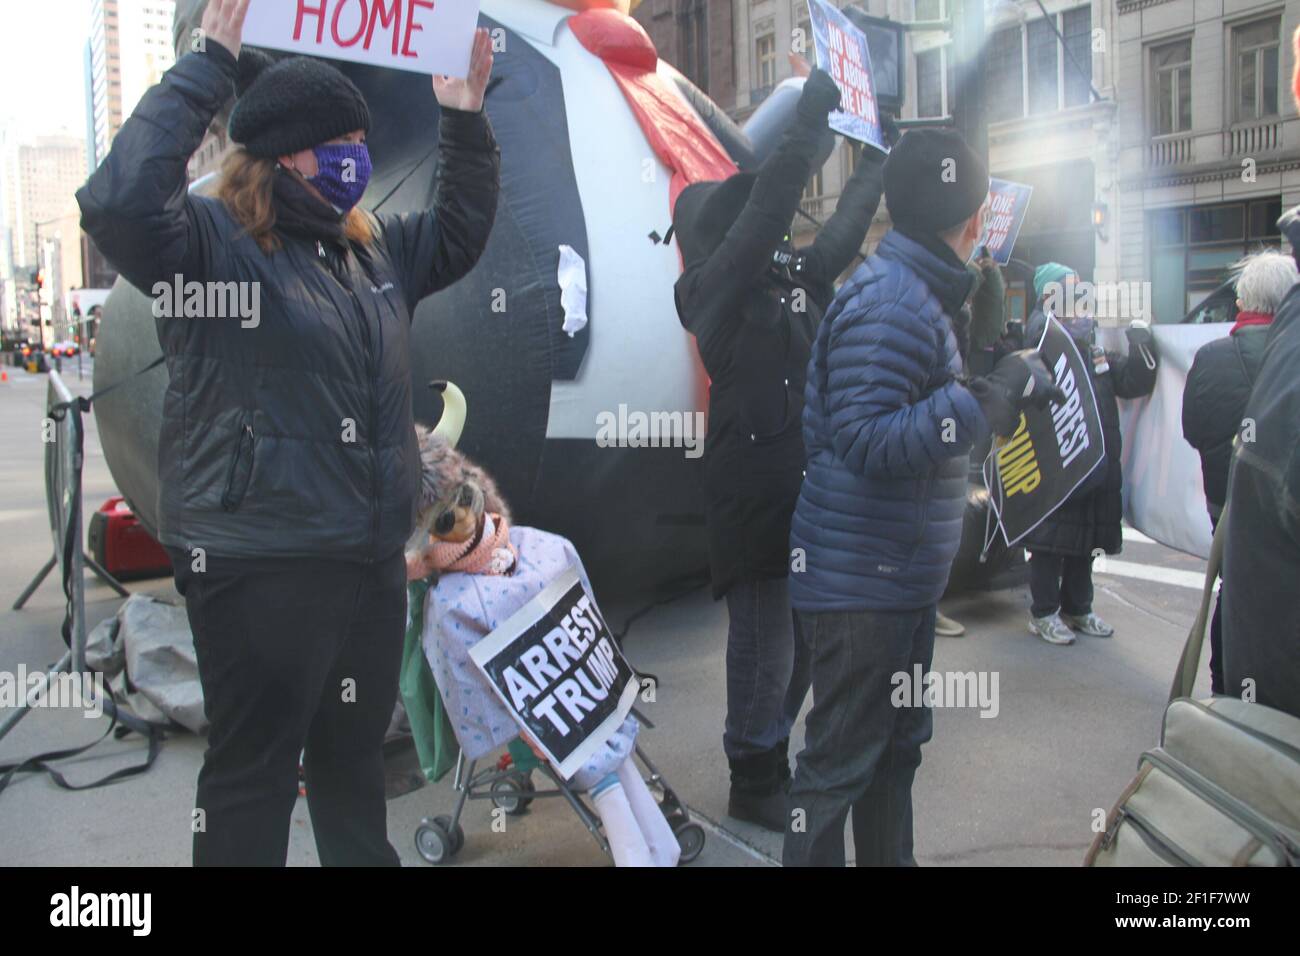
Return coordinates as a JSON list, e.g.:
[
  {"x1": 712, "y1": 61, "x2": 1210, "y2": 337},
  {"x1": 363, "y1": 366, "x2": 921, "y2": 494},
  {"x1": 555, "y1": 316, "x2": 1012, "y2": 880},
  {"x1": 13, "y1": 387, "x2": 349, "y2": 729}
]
[{"x1": 790, "y1": 230, "x2": 990, "y2": 612}]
